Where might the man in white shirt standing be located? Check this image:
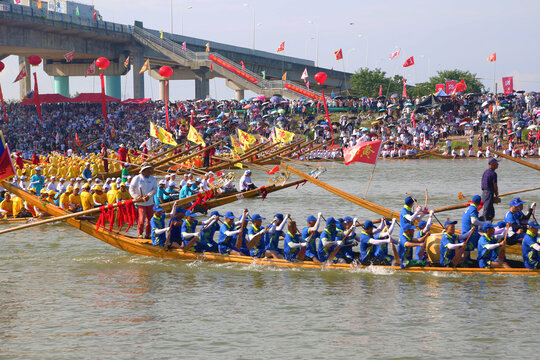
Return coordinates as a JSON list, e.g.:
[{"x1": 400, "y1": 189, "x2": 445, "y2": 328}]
[{"x1": 129, "y1": 163, "x2": 158, "y2": 239}]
